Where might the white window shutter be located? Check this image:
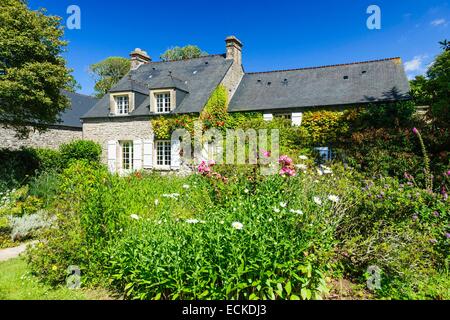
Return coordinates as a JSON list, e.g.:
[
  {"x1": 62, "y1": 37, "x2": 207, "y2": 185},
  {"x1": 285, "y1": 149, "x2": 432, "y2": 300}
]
[
  {"x1": 292, "y1": 112, "x2": 303, "y2": 126},
  {"x1": 133, "y1": 139, "x2": 143, "y2": 171},
  {"x1": 107, "y1": 140, "x2": 117, "y2": 173},
  {"x1": 263, "y1": 113, "x2": 273, "y2": 121},
  {"x1": 171, "y1": 137, "x2": 181, "y2": 170},
  {"x1": 143, "y1": 140, "x2": 153, "y2": 169}
]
